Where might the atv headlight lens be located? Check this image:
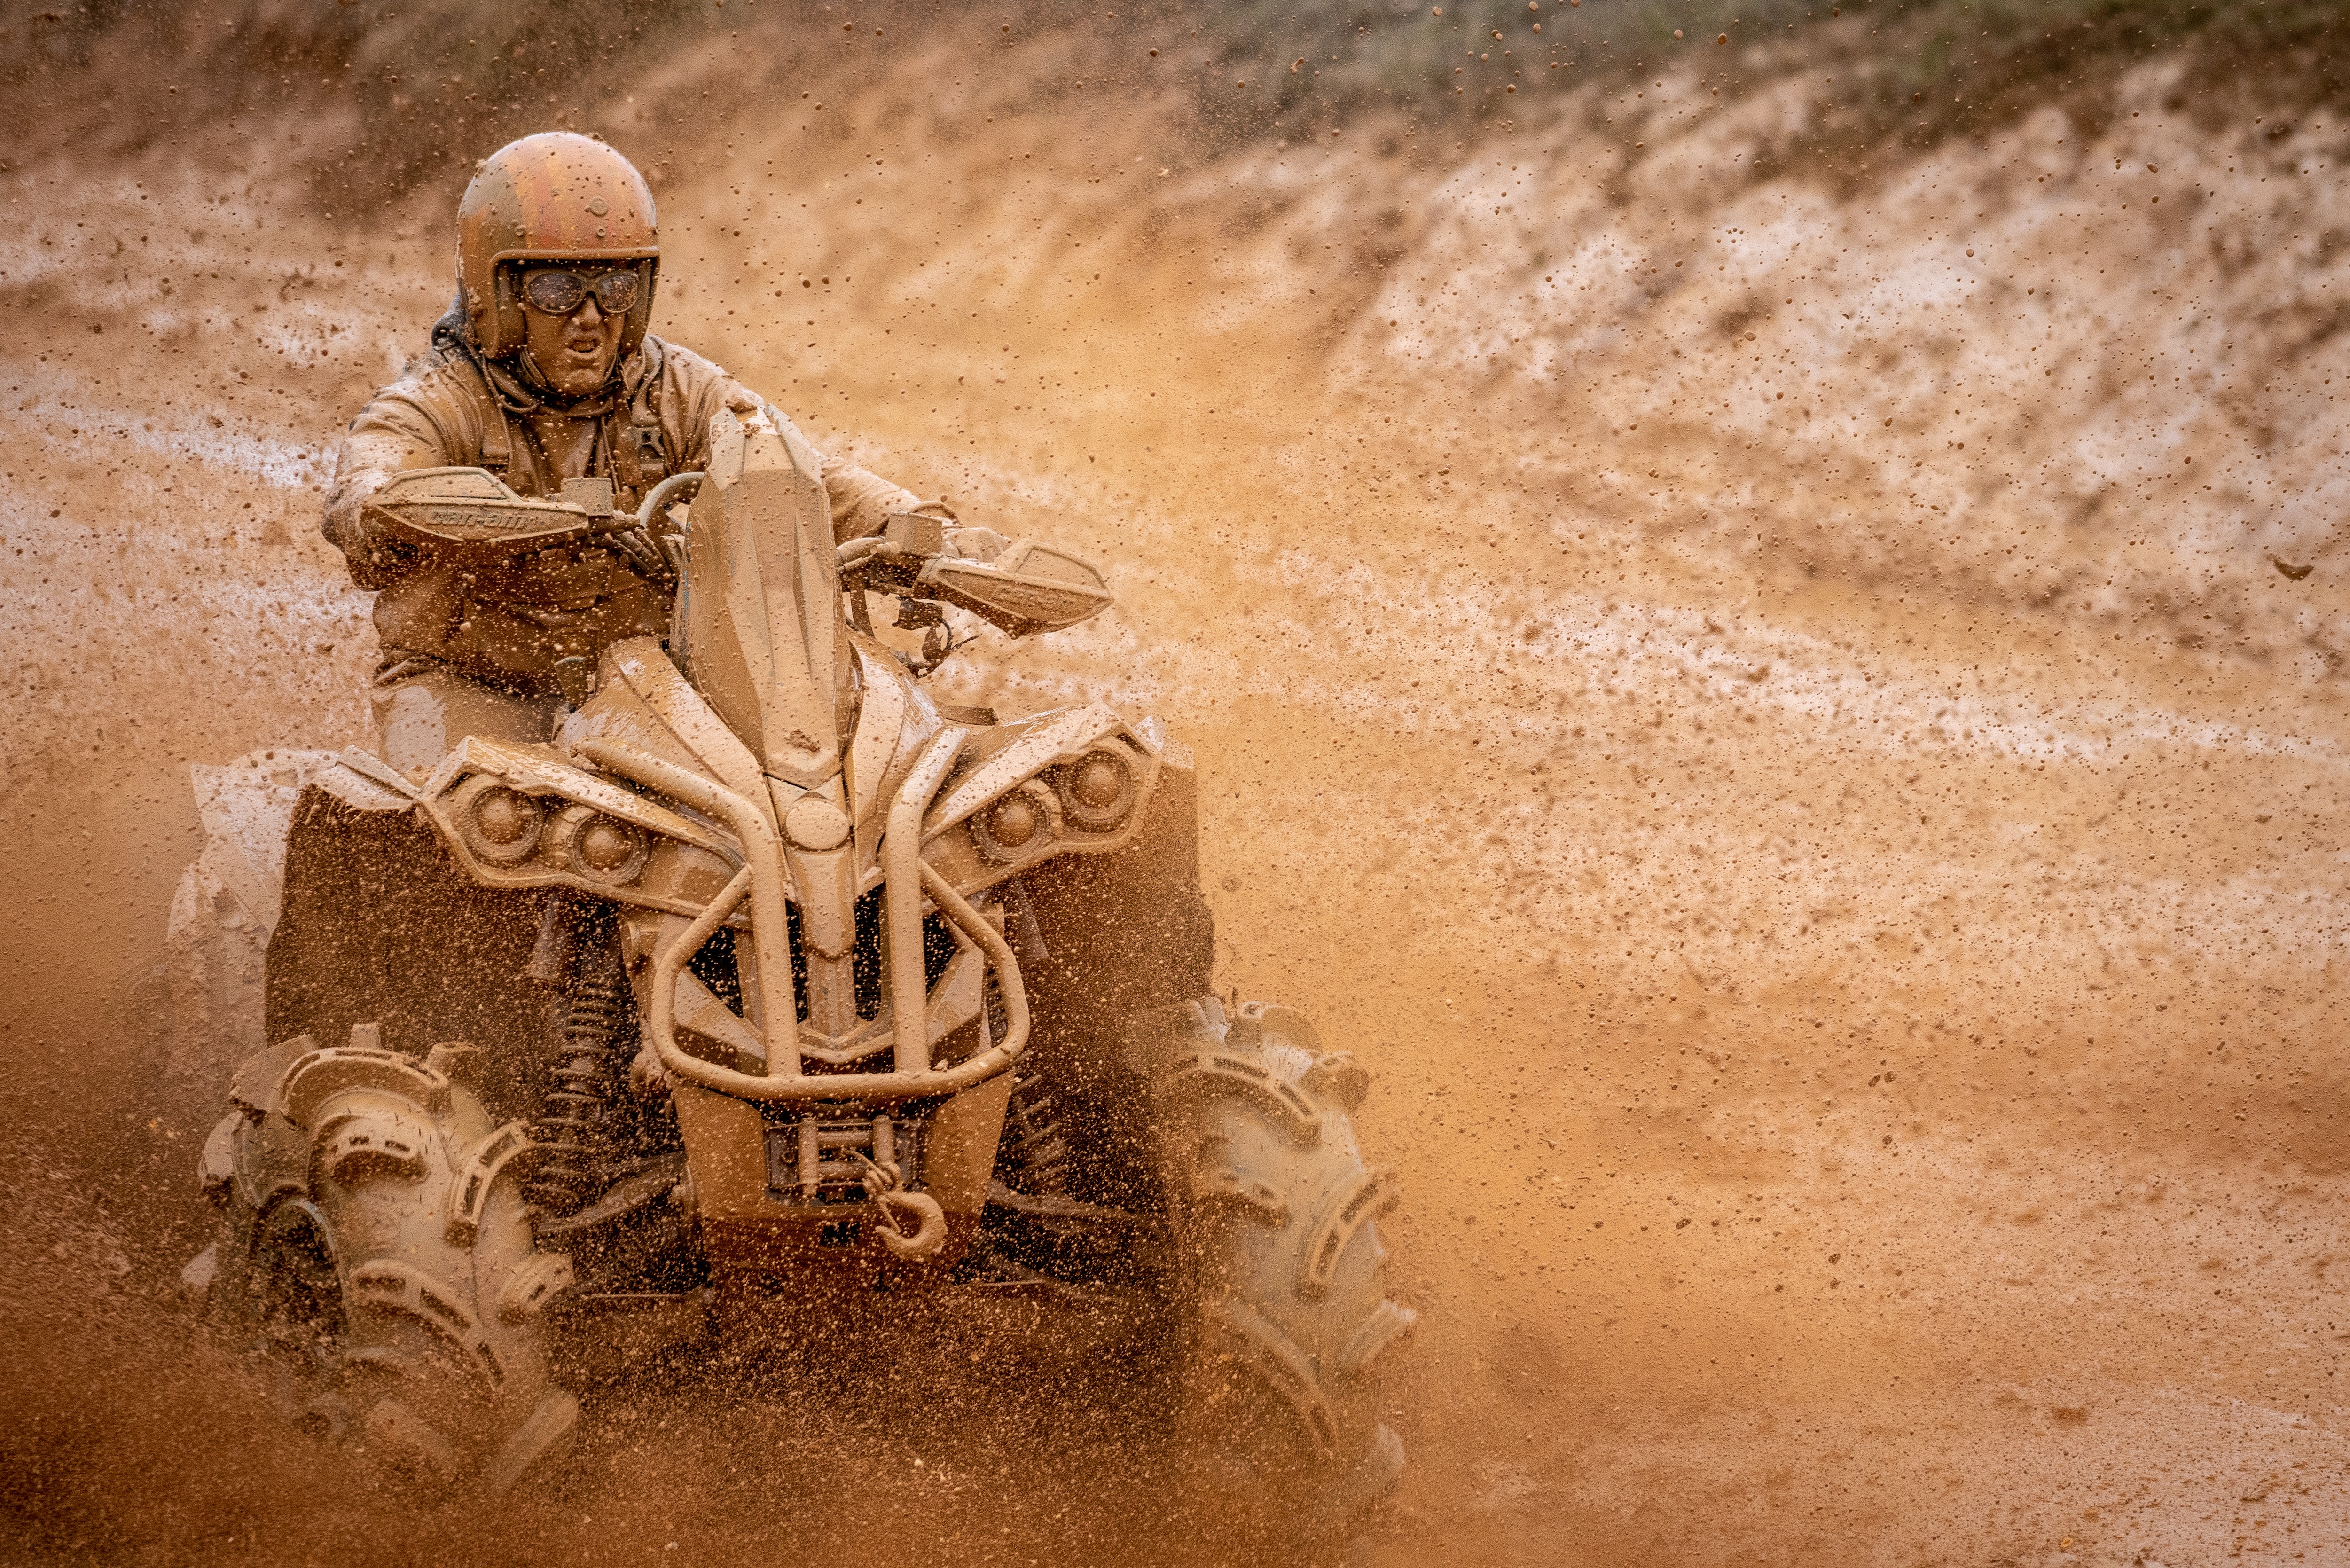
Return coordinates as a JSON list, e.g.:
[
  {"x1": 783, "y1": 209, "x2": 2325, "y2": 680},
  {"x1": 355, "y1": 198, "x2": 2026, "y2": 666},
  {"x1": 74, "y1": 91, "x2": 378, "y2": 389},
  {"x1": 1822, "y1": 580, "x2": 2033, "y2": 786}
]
[
  {"x1": 1058, "y1": 749, "x2": 1134, "y2": 832},
  {"x1": 578, "y1": 817, "x2": 646, "y2": 875},
  {"x1": 971, "y1": 781, "x2": 1059, "y2": 862},
  {"x1": 989, "y1": 794, "x2": 1041, "y2": 848},
  {"x1": 459, "y1": 783, "x2": 546, "y2": 865},
  {"x1": 552, "y1": 805, "x2": 649, "y2": 885},
  {"x1": 477, "y1": 789, "x2": 535, "y2": 844}
]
